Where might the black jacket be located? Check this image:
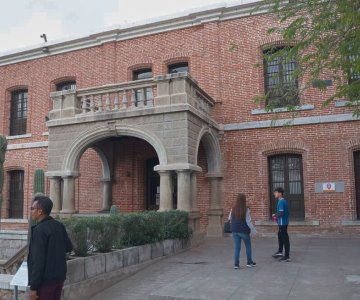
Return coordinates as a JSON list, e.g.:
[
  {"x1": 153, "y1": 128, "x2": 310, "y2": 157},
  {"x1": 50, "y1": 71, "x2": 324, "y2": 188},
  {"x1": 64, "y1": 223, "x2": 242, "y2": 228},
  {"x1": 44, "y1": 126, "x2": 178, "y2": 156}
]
[{"x1": 27, "y1": 216, "x2": 73, "y2": 290}]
